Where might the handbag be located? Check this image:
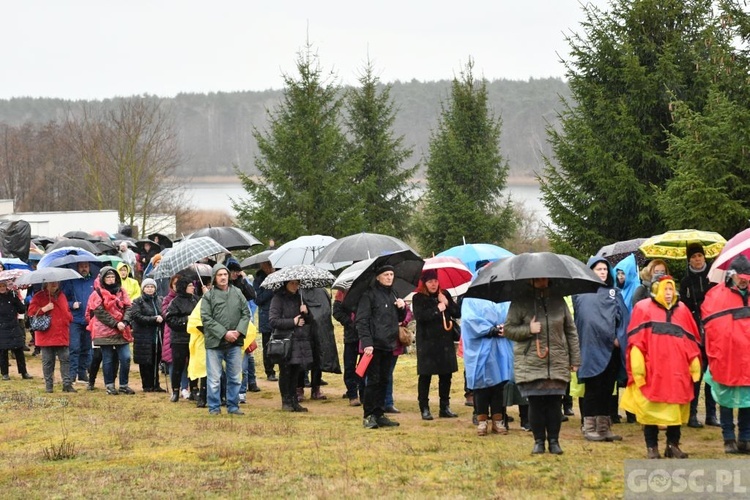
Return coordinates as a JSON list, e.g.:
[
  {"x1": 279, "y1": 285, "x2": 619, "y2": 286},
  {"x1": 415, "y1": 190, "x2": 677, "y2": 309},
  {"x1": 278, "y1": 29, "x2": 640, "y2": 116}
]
[
  {"x1": 266, "y1": 331, "x2": 292, "y2": 363},
  {"x1": 450, "y1": 321, "x2": 461, "y2": 342},
  {"x1": 398, "y1": 326, "x2": 412, "y2": 346},
  {"x1": 30, "y1": 313, "x2": 51, "y2": 332}
]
